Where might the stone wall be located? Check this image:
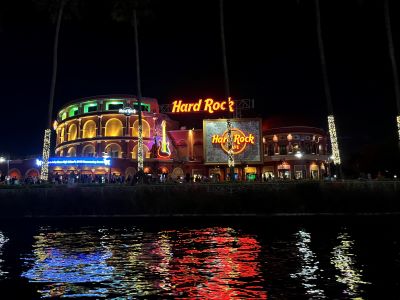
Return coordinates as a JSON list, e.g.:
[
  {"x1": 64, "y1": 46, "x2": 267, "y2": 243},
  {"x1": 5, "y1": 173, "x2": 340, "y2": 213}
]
[{"x1": 0, "y1": 181, "x2": 399, "y2": 217}]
